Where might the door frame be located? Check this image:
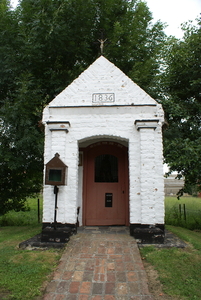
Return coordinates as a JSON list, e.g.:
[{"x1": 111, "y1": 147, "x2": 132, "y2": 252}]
[{"x1": 82, "y1": 141, "x2": 129, "y2": 226}]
